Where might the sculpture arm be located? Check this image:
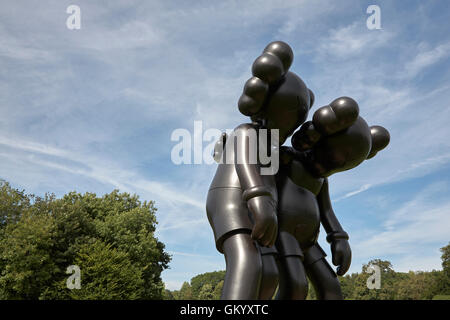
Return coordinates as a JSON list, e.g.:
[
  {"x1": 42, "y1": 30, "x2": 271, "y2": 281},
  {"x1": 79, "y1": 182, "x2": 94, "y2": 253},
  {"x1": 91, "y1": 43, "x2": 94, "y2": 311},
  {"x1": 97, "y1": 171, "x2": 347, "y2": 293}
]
[
  {"x1": 233, "y1": 123, "x2": 277, "y2": 247},
  {"x1": 317, "y1": 178, "x2": 351, "y2": 276},
  {"x1": 233, "y1": 123, "x2": 270, "y2": 197},
  {"x1": 317, "y1": 178, "x2": 347, "y2": 240}
]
